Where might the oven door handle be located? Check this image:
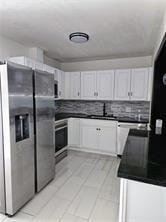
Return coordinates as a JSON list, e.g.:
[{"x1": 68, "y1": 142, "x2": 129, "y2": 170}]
[{"x1": 55, "y1": 126, "x2": 67, "y2": 131}]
